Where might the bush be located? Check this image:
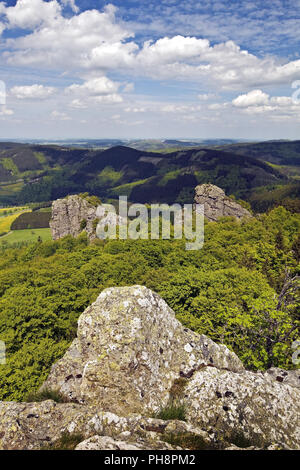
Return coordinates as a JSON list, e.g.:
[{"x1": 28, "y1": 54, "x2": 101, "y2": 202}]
[
  {"x1": 25, "y1": 388, "x2": 68, "y2": 403},
  {"x1": 163, "y1": 432, "x2": 216, "y2": 450},
  {"x1": 80, "y1": 219, "x2": 87, "y2": 230},
  {"x1": 42, "y1": 431, "x2": 84, "y2": 450},
  {"x1": 153, "y1": 402, "x2": 186, "y2": 421}
]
